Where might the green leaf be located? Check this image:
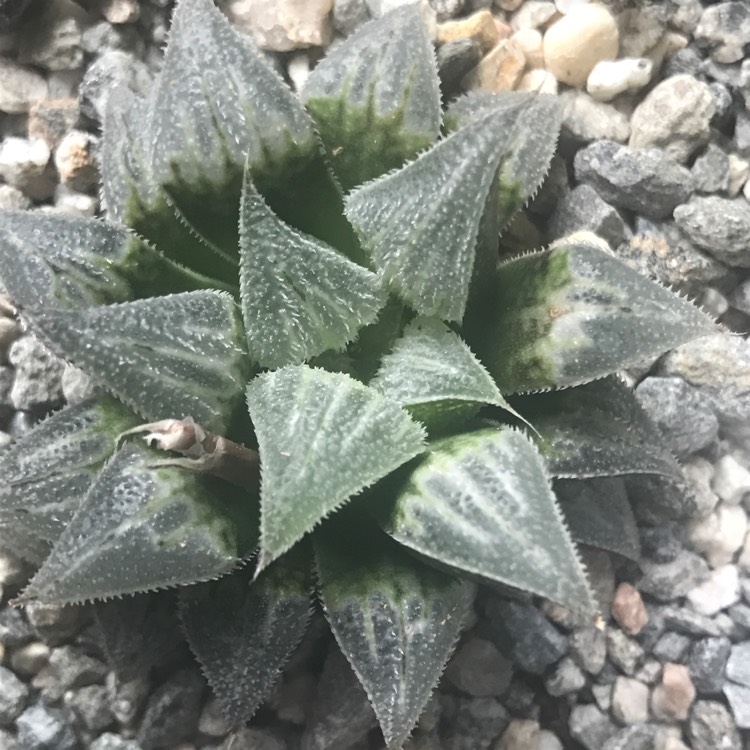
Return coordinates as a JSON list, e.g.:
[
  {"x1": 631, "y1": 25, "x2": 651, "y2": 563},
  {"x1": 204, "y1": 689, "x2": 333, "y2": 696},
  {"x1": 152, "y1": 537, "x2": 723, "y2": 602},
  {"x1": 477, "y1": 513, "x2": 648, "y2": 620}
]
[
  {"x1": 379, "y1": 427, "x2": 593, "y2": 612},
  {"x1": 444, "y1": 92, "x2": 562, "y2": 228},
  {"x1": 245, "y1": 365, "x2": 426, "y2": 572},
  {"x1": 180, "y1": 546, "x2": 312, "y2": 727},
  {"x1": 238, "y1": 174, "x2": 384, "y2": 369},
  {"x1": 315, "y1": 518, "x2": 474, "y2": 749},
  {"x1": 301, "y1": 5, "x2": 440, "y2": 190},
  {"x1": 515, "y1": 376, "x2": 682, "y2": 480},
  {"x1": 554, "y1": 478, "x2": 640, "y2": 563},
  {"x1": 370, "y1": 317, "x2": 516, "y2": 432},
  {"x1": 31, "y1": 291, "x2": 249, "y2": 433},
  {"x1": 0, "y1": 397, "x2": 139, "y2": 558},
  {"x1": 467, "y1": 239, "x2": 716, "y2": 393},
  {"x1": 17, "y1": 442, "x2": 253, "y2": 605},
  {"x1": 345, "y1": 99, "x2": 550, "y2": 321}
]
